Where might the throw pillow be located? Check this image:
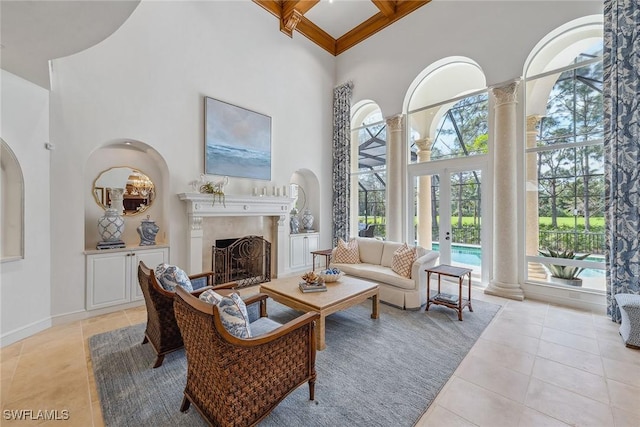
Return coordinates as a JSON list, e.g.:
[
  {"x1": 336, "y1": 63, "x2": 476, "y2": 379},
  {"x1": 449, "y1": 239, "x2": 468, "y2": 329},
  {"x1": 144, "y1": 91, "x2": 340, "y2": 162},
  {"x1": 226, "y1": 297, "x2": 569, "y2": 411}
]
[
  {"x1": 391, "y1": 243, "x2": 417, "y2": 278},
  {"x1": 217, "y1": 293, "x2": 252, "y2": 338},
  {"x1": 154, "y1": 264, "x2": 193, "y2": 292},
  {"x1": 198, "y1": 290, "x2": 251, "y2": 338},
  {"x1": 198, "y1": 289, "x2": 224, "y2": 305},
  {"x1": 332, "y1": 238, "x2": 361, "y2": 264}
]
